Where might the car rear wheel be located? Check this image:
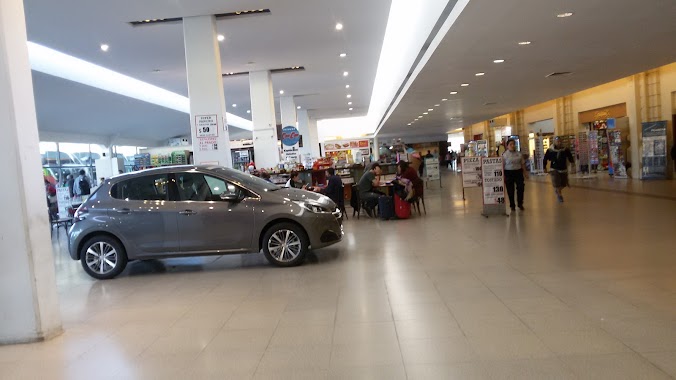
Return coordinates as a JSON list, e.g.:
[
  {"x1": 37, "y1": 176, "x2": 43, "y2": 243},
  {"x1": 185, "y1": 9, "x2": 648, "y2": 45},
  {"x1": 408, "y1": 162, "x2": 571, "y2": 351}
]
[
  {"x1": 80, "y1": 235, "x2": 128, "y2": 280},
  {"x1": 262, "y1": 223, "x2": 309, "y2": 267}
]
